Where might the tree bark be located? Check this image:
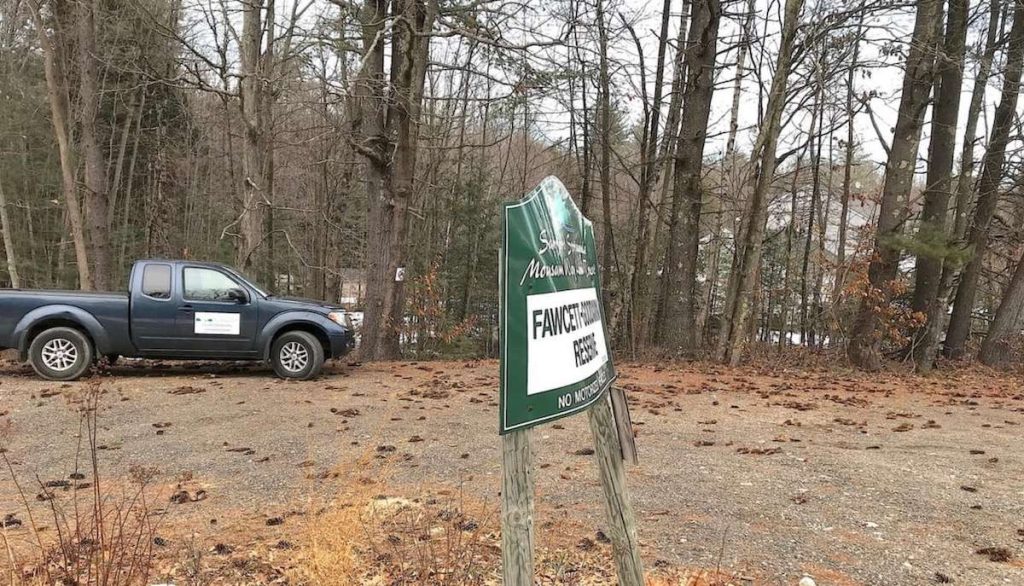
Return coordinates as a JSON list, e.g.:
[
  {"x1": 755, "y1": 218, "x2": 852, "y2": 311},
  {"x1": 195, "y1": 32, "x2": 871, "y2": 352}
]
[
  {"x1": 910, "y1": 0, "x2": 969, "y2": 372},
  {"x1": 800, "y1": 78, "x2": 823, "y2": 347},
  {"x1": 357, "y1": 0, "x2": 437, "y2": 361},
  {"x1": 945, "y1": 0, "x2": 1024, "y2": 359},
  {"x1": 27, "y1": 0, "x2": 92, "y2": 290},
  {"x1": 237, "y1": 0, "x2": 271, "y2": 282},
  {"x1": 646, "y1": 0, "x2": 690, "y2": 343},
  {"x1": 656, "y1": 0, "x2": 721, "y2": 354},
  {"x1": 0, "y1": 171, "x2": 19, "y2": 288},
  {"x1": 76, "y1": 0, "x2": 112, "y2": 290},
  {"x1": 847, "y1": 0, "x2": 942, "y2": 370},
  {"x1": 833, "y1": 18, "x2": 863, "y2": 309},
  {"x1": 979, "y1": 250, "x2": 1024, "y2": 366},
  {"x1": 950, "y1": 0, "x2": 1003, "y2": 245},
  {"x1": 626, "y1": 0, "x2": 673, "y2": 349},
  {"x1": 597, "y1": 0, "x2": 615, "y2": 330}
]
